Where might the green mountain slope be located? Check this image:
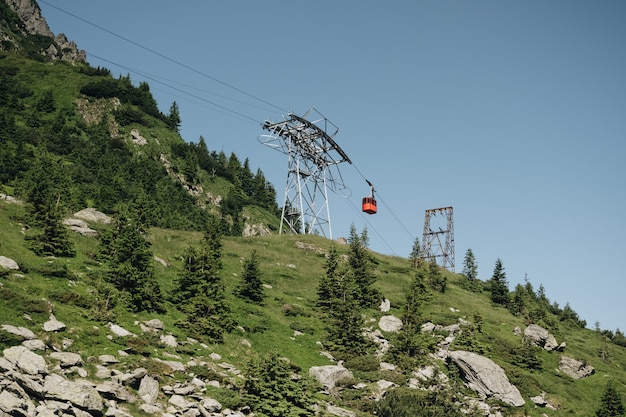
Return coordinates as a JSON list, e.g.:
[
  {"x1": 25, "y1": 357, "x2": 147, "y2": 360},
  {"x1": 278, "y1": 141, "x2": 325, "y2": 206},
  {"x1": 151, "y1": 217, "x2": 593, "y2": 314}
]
[{"x1": 1, "y1": 2, "x2": 626, "y2": 416}]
